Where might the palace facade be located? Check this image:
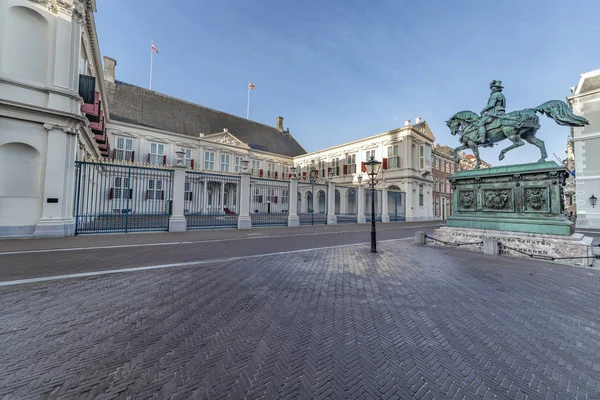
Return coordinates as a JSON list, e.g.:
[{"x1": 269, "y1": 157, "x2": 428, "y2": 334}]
[{"x1": 0, "y1": 0, "x2": 444, "y2": 236}]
